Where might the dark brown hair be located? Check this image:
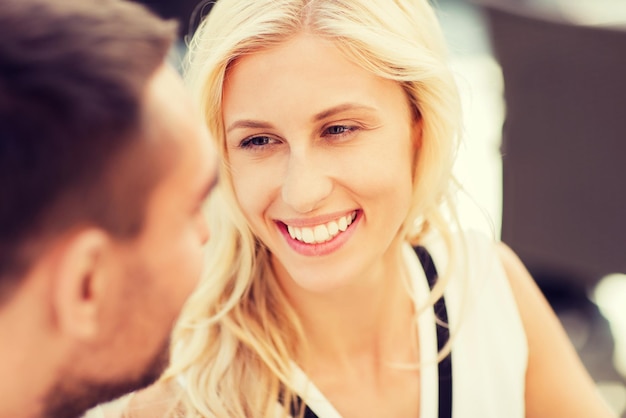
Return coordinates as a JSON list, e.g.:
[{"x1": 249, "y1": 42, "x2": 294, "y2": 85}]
[{"x1": 0, "y1": 0, "x2": 177, "y2": 293}]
